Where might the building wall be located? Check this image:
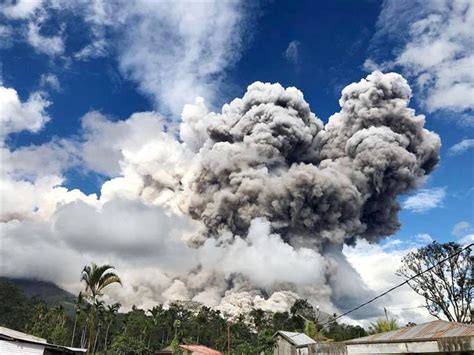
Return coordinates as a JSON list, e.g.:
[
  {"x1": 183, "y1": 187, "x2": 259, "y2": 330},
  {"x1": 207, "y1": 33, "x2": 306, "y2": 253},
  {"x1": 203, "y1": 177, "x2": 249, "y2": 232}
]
[
  {"x1": 274, "y1": 335, "x2": 297, "y2": 355},
  {"x1": 0, "y1": 340, "x2": 45, "y2": 355},
  {"x1": 273, "y1": 335, "x2": 315, "y2": 355}
]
